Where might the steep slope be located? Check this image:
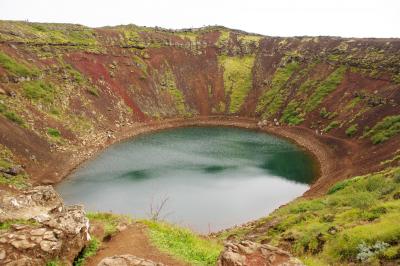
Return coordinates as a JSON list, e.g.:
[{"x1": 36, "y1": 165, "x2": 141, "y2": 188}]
[{"x1": 0, "y1": 20, "x2": 399, "y2": 265}]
